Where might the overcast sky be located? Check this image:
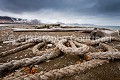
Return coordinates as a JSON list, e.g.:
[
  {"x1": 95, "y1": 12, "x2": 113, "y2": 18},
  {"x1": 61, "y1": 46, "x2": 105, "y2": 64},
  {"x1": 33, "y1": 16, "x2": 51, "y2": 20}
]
[{"x1": 0, "y1": 0, "x2": 120, "y2": 25}]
